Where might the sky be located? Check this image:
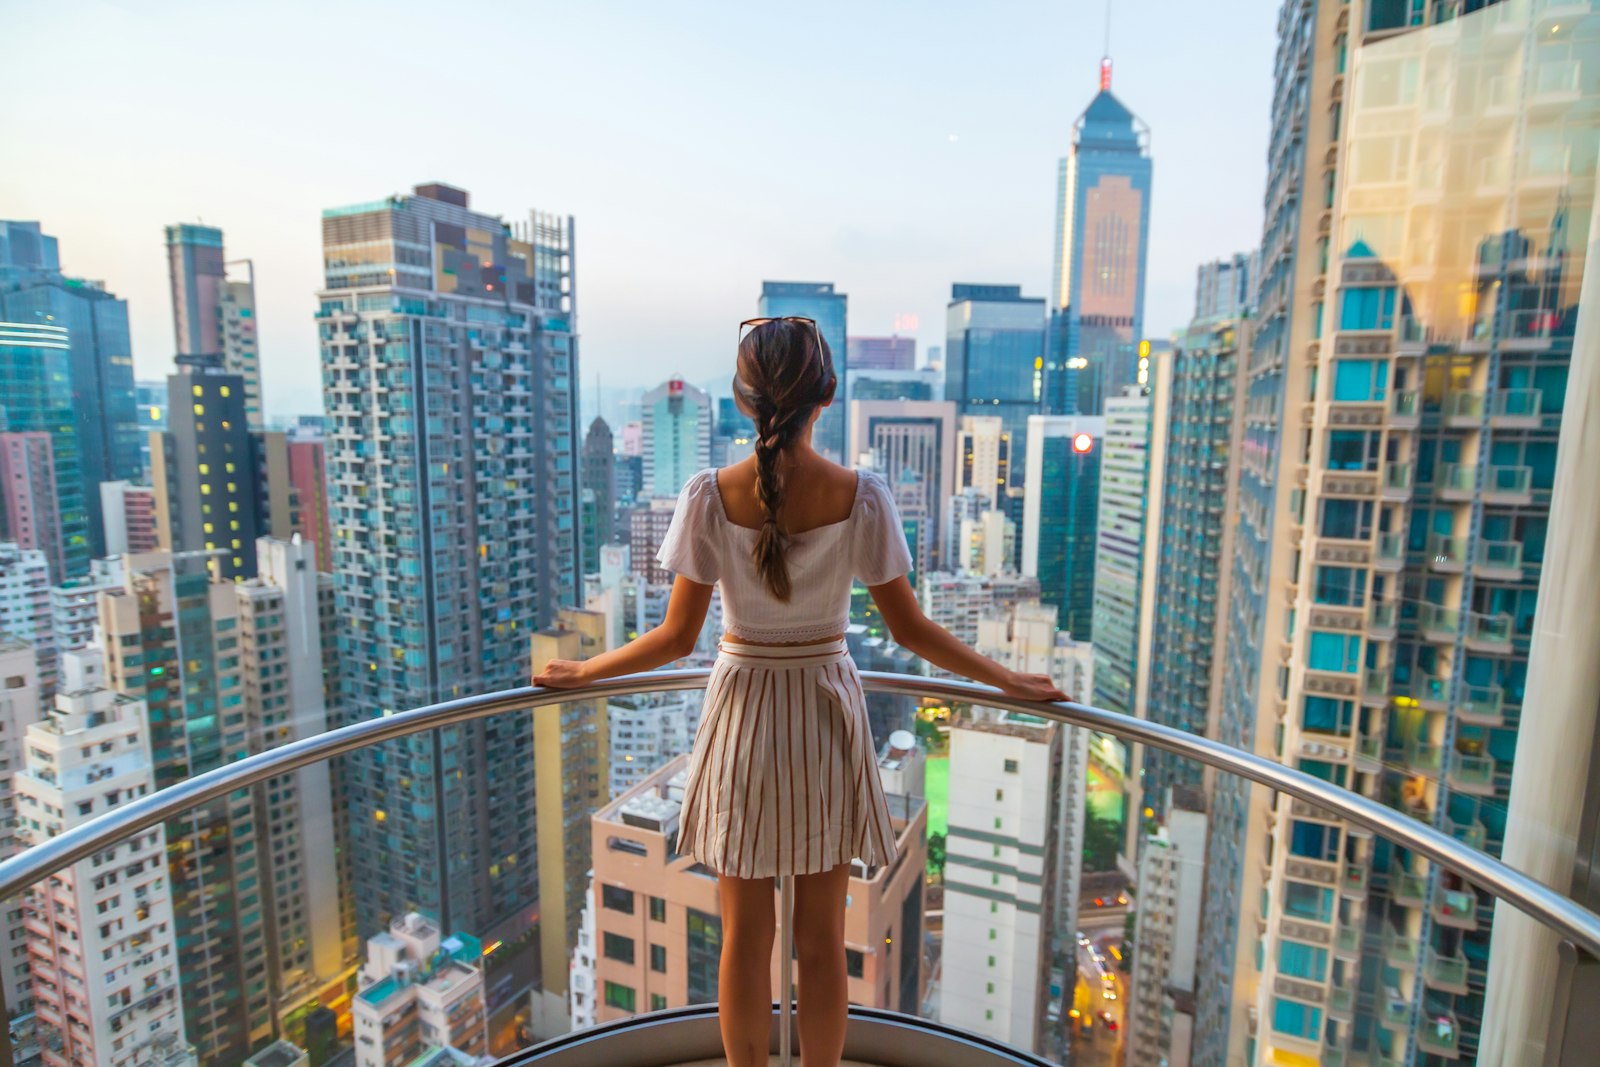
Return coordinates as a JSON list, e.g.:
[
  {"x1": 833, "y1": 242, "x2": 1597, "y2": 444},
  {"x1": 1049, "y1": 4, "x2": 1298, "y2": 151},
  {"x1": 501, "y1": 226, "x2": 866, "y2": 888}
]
[{"x1": 2, "y1": 0, "x2": 1275, "y2": 422}]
